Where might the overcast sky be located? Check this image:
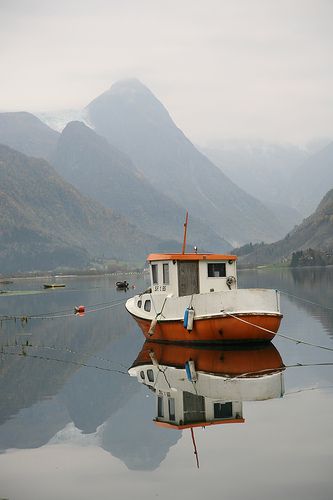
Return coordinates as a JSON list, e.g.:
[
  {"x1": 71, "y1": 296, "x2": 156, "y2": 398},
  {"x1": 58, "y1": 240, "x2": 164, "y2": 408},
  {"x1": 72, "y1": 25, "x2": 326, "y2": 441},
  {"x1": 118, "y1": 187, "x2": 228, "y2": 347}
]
[{"x1": 1, "y1": 0, "x2": 332, "y2": 145}]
